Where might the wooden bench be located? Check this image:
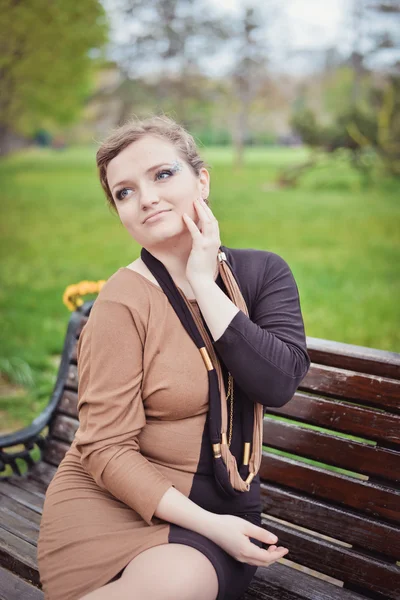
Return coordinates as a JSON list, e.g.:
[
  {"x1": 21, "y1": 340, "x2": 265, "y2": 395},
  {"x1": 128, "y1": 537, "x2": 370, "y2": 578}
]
[{"x1": 1, "y1": 299, "x2": 399, "y2": 600}]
